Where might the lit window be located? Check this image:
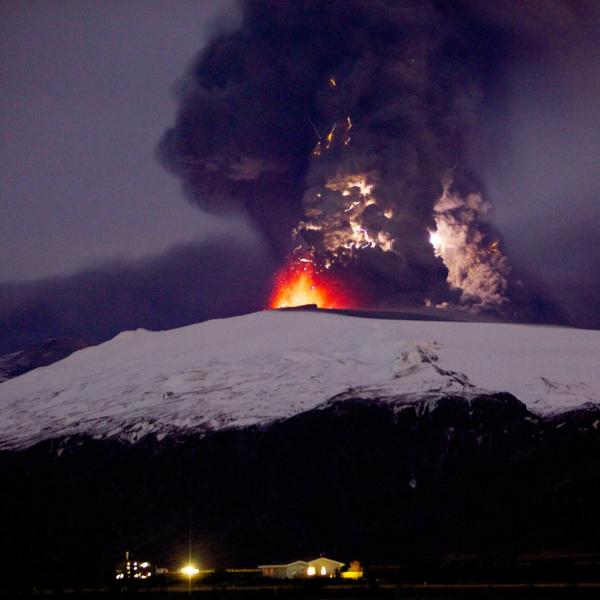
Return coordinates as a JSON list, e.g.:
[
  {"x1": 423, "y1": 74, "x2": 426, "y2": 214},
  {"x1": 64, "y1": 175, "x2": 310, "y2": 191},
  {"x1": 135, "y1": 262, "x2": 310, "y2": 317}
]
[
  {"x1": 307, "y1": 566, "x2": 316, "y2": 576},
  {"x1": 321, "y1": 566, "x2": 327, "y2": 576}
]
